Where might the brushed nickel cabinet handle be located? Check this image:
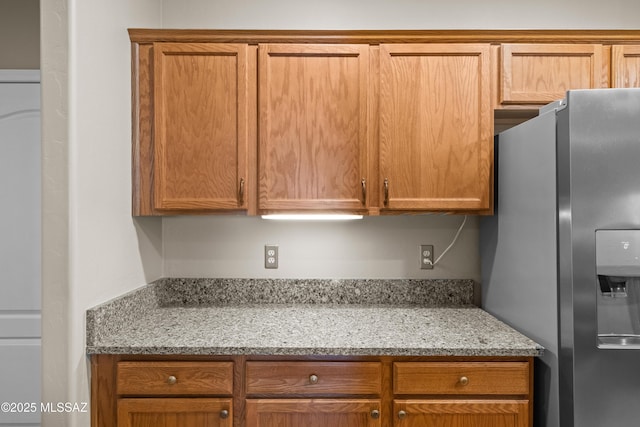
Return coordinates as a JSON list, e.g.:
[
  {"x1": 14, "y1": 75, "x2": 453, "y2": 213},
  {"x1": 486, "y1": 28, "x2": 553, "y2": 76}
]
[
  {"x1": 398, "y1": 410, "x2": 407, "y2": 419},
  {"x1": 370, "y1": 409, "x2": 380, "y2": 419},
  {"x1": 361, "y1": 178, "x2": 367, "y2": 204},
  {"x1": 383, "y1": 178, "x2": 389, "y2": 206},
  {"x1": 309, "y1": 374, "x2": 319, "y2": 384},
  {"x1": 238, "y1": 178, "x2": 245, "y2": 205},
  {"x1": 220, "y1": 409, "x2": 229, "y2": 419},
  {"x1": 459, "y1": 376, "x2": 469, "y2": 386},
  {"x1": 167, "y1": 375, "x2": 177, "y2": 385}
]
